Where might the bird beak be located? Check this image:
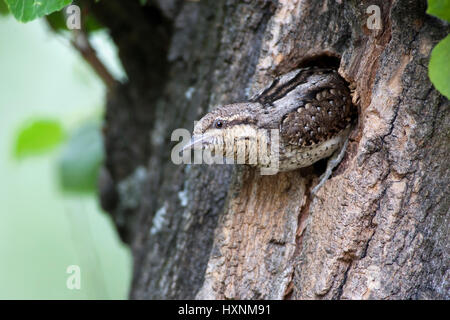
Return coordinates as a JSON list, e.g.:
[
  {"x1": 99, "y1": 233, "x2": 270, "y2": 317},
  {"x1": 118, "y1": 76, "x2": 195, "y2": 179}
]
[{"x1": 182, "y1": 134, "x2": 212, "y2": 152}]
